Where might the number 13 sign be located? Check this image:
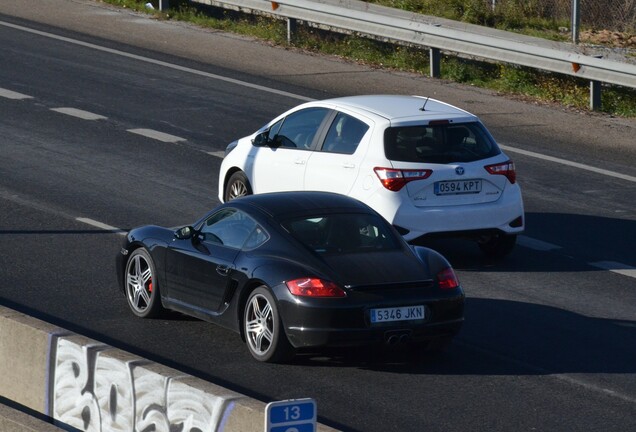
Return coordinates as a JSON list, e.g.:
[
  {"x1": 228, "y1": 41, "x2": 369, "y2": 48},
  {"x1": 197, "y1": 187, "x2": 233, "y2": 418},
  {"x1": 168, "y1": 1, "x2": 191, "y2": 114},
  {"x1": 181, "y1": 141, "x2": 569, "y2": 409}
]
[{"x1": 265, "y1": 398, "x2": 317, "y2": 432}]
